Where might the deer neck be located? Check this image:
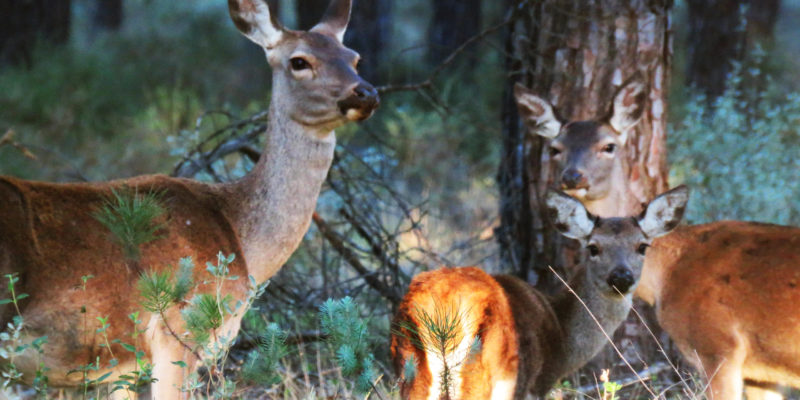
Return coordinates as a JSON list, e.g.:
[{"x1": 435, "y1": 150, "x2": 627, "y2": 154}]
[
  {"x1": 635, "y1": 226, "x2": 689, "y2": 306},
  {"x1": 581, "y1": 159, "x2": 641, "y2": 218},
  {"x1": 551, "y1": 271, "x2": 633, "y2": 376},
  {"x1": 227, "y1": 99, "x2": 336, "y2": 284}
]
